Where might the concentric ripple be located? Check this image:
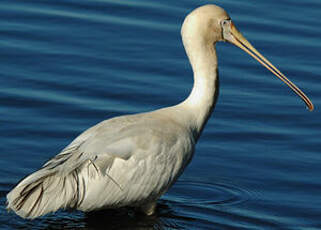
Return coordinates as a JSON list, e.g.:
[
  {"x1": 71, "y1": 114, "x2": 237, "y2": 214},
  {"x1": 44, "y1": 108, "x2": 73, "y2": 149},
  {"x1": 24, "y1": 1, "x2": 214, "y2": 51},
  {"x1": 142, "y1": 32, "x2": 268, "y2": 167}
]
[{"x1": 165, "y1": 180, "x2": 251, "y2": 207}]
